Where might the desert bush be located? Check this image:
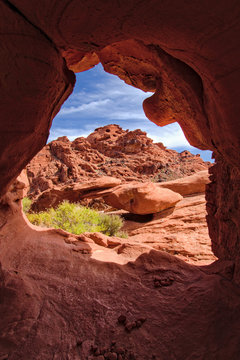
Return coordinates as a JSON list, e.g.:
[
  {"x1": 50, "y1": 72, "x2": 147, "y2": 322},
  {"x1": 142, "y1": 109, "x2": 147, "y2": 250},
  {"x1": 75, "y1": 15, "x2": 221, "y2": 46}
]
[
  {"x1": 24, "y1": 200, "x2": 125, "y2": 237},
  {"x1": 22, "y1": 197, "x2": 32, "y2": 213},
  {"x1": 99, "y1": 213, "x2": 124, "y2": 236},
  {"x1": 27, "y1": 211, "x2": 52, "y2": 227}
]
